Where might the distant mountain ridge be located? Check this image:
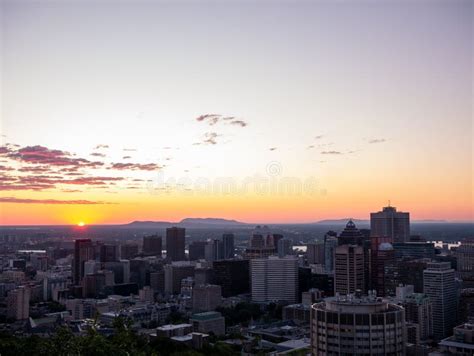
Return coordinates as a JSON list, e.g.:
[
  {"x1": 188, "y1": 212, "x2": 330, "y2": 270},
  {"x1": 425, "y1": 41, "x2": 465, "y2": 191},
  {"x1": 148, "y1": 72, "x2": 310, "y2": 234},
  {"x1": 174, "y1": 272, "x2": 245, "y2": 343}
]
[{"x1": 124, "y1": 218, "x2": 247, "y2": 228}]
